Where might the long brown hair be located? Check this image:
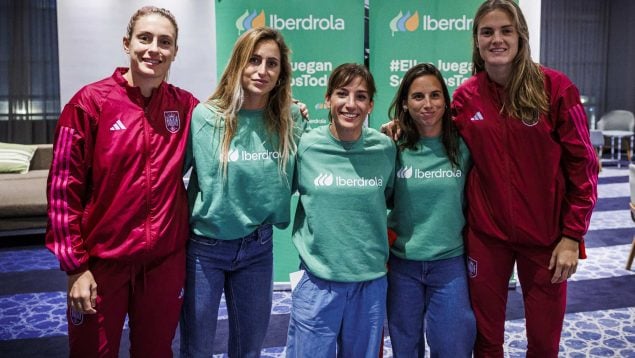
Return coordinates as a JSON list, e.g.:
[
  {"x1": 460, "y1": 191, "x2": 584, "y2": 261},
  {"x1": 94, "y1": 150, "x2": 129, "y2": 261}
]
[
  {"x1": 207, "y1": 27, "x2": 295, "y2": 178},
  {"x1": 472, "y1": 0, "x2": 548, "y2": 122},
  {"x1": 388, "y1": 63, "x2": 461, "y2": 168}
]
